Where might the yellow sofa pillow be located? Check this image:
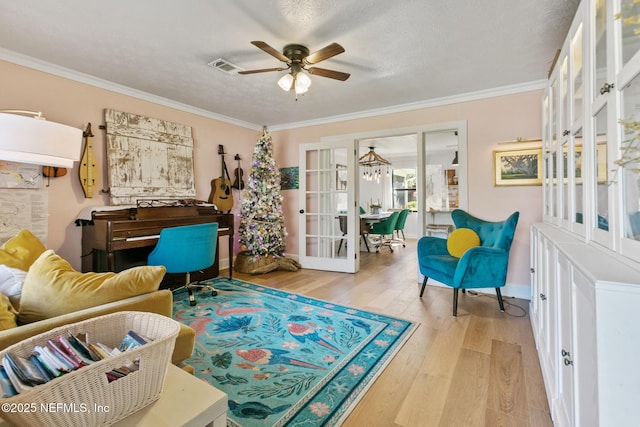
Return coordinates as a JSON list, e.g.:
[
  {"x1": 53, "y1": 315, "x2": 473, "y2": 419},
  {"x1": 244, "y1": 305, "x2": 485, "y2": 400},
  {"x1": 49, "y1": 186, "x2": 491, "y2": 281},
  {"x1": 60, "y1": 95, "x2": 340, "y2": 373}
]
[
  {"x1": 0, "y1": 229, "x2": 46, "y2": 271},
  {"x1": 0, "y1": 293, "x2": 18, "y2": 330},
  {"x1": 18, "y1": 250, "x2": 166, "y2": 324},
  {"x1": 447, "y1": 228, "x2": 480, "y2": 258}
]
